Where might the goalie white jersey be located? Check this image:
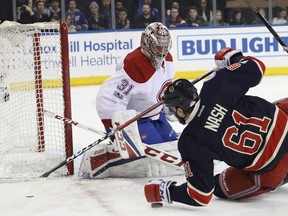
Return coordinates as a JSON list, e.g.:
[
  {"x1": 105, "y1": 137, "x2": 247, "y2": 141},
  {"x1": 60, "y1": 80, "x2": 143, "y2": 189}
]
[
  {"x1": 96, "y1": 47, "x2": 175, "y2": 123},
  {"x1": 89, "y1": 46, "x2": 179, "y2": 178}
]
